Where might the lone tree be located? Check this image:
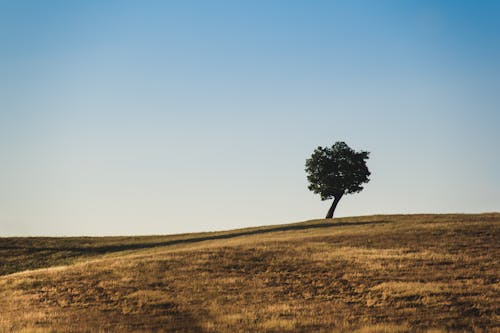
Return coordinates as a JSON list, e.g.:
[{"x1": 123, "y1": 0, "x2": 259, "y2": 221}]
[{"x1": 305, "y1": 141, "x2": 370, "y2": 219}]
